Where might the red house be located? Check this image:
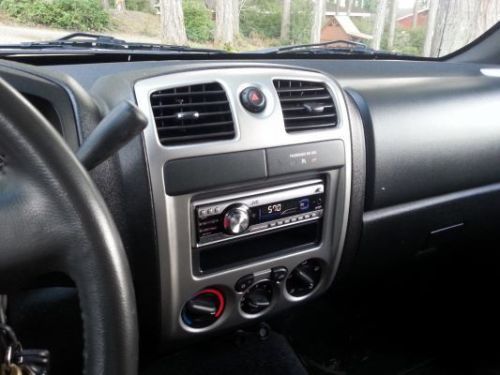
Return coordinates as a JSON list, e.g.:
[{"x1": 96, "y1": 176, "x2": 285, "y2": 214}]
[
  {"x1": 397, "y1": 8, "x2": 429, "y2": 29},
  {"x1": 321, "y1": 15, "x2": 373, "y2": 43}
]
